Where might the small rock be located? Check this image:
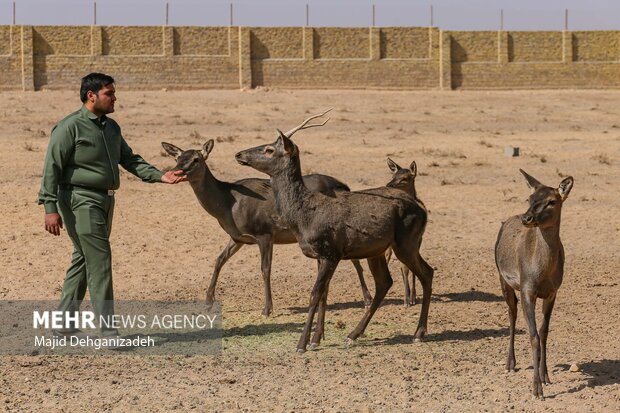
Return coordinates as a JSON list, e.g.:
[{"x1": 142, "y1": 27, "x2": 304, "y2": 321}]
[
  {"x1": 504, "y1": 146, "x2": 520, "y2": 157},
  {"x1": 569, "y1": 363, "x2": 581, "y2": 372}
]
